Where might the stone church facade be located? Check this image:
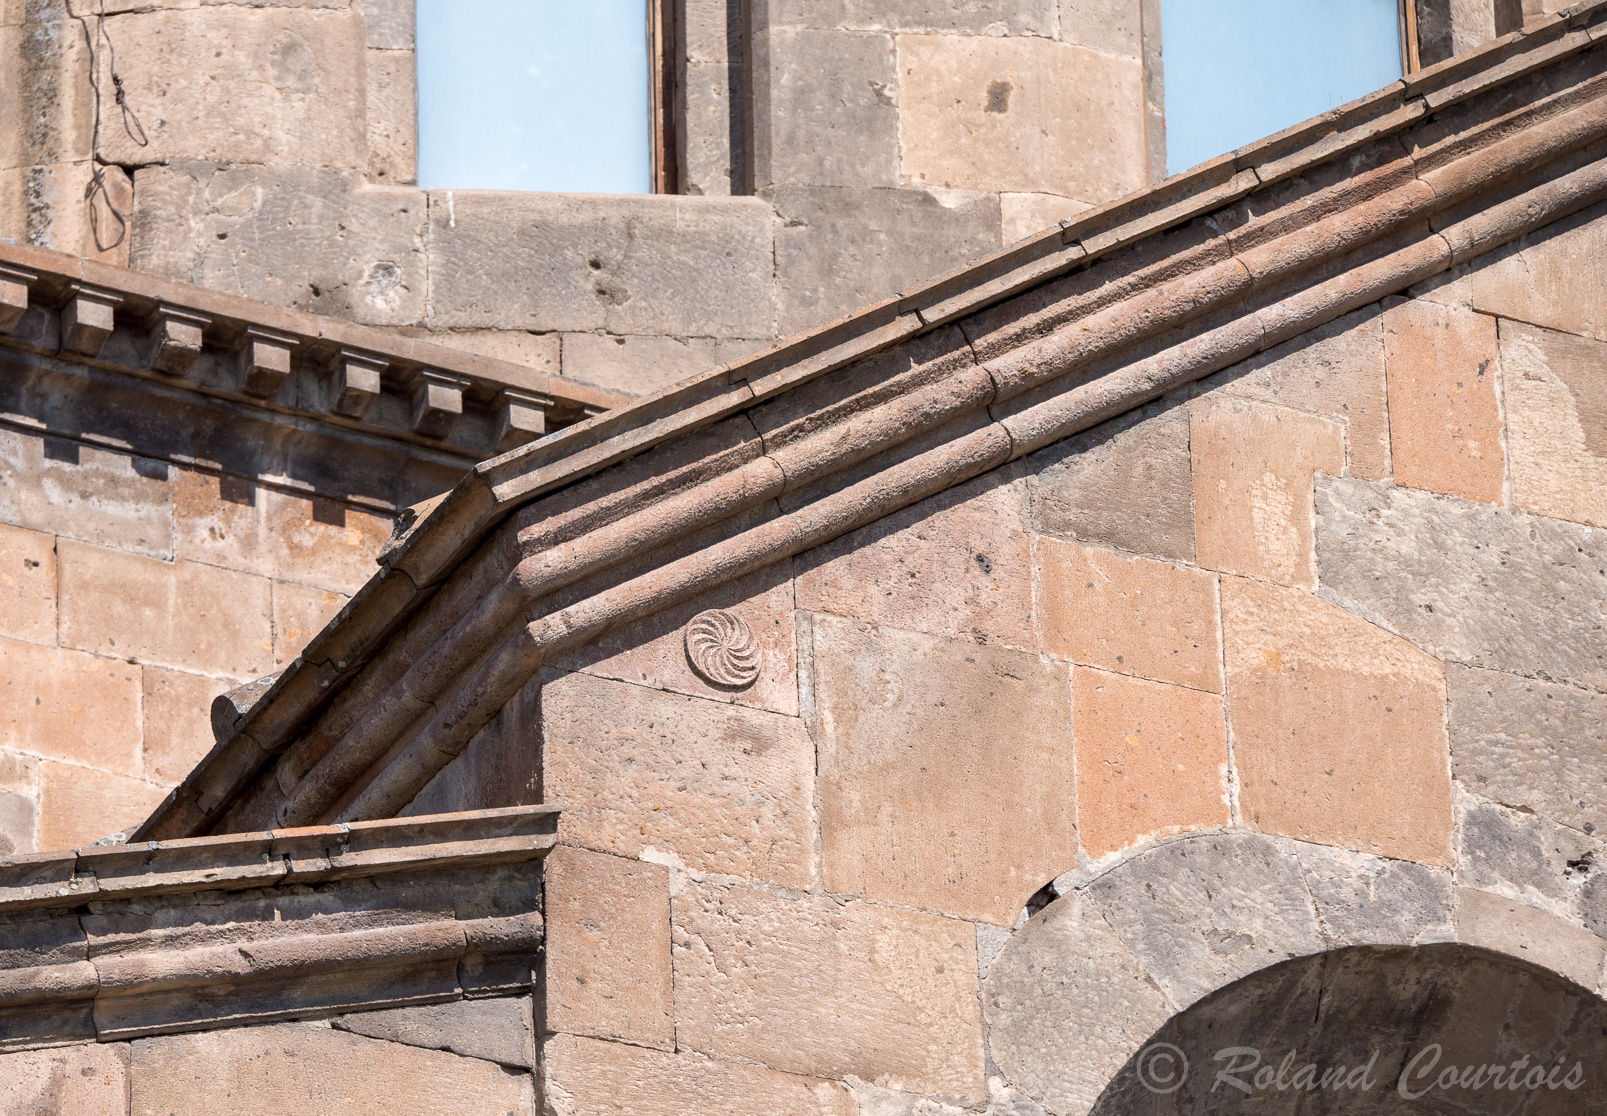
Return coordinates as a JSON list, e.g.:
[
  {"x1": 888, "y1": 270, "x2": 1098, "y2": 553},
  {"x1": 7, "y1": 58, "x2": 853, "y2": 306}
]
[{"x1": 2, "y1": 1, "x2": 1607, "y2": 1113}]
